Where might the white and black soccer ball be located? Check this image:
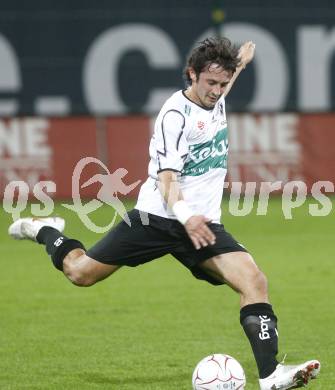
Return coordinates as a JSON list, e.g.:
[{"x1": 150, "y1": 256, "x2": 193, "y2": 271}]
[{"x1": 192, "y1": 354, "x2": 246, "y2": 390}]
